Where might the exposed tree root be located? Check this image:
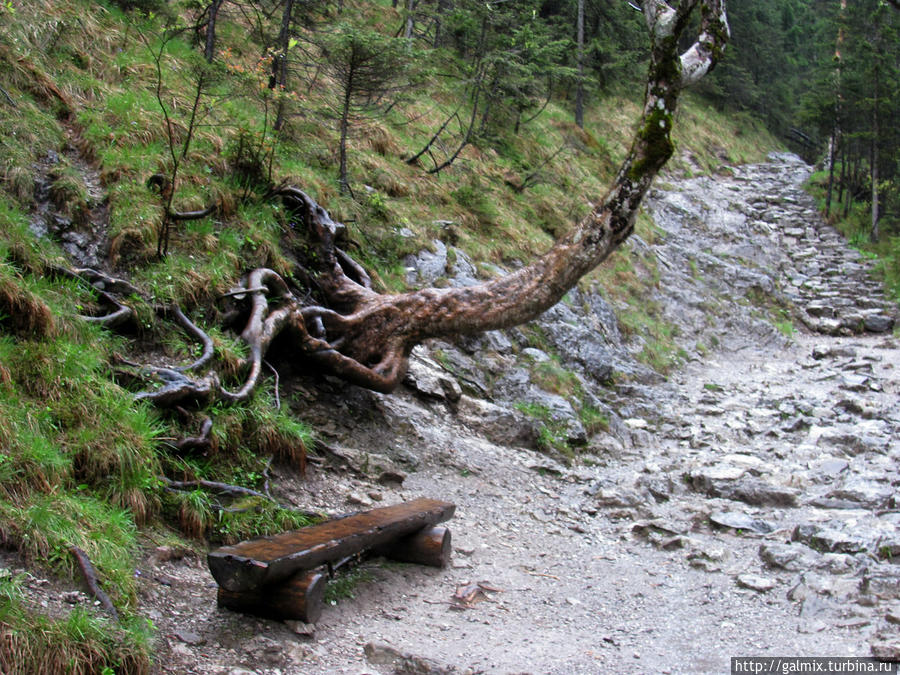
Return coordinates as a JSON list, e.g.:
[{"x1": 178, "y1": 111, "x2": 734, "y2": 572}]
[
  {"x1": 65, "y1": 1, "x2": 728, "y2": 408},
  {"x1": 171, "y1": 416, "x2": 213, "y2": 453},
  {"x1": 69, "y1": 546, "x2": 119, "y2": 622},
  {"x1": 159, "y1": 476, "x2": 320, "y2": 520}
]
